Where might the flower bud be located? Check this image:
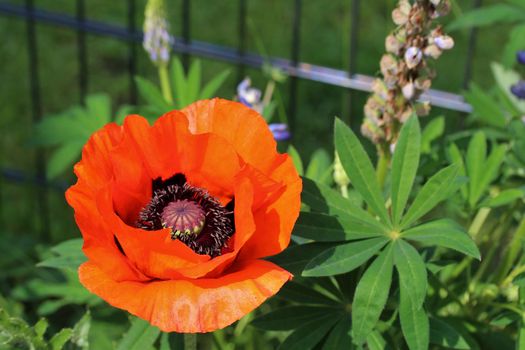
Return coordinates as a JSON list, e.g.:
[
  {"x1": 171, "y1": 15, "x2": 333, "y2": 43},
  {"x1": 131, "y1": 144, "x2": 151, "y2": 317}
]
[
  {"x1": 511, "y1": 81, "x2": 525, "y2": 100},
  {"x1": 385, "y1": 34, "x2": 402, "y2": 55},
  {"x1": 434, "y1": 35, "x2": 454, "y2": 50},
  {"x1": 143, "y1": 0, "x2": 173, "y2": 66},
  {"x1": 402, "y1": 82, "x2": 415, "y2": 100},
  {"x1": 424, "y1": 44, "x2": 442, "y2": 59},
  {"x1": 517, "y1": 50, "x2": 525, "y2": 65},
  {"x1": 333, "y1": 152, "x2": 350, "y2": 188},
  {"x1": 404, "y1": 47, "x2": 422, "y2": 69}
]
